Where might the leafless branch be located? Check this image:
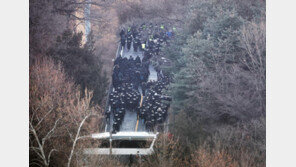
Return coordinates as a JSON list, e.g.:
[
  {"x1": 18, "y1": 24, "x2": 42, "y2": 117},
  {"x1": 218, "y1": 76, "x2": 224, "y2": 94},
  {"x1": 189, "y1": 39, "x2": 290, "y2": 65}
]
[
  {"x1": 77, "y1": 135, "x2": 92, "y2": 140},
  {"x1": 29, "y1": 162, "x2": 43, "y2": 167},
  {"x1": 67, "y1": 113, "x2": 91, "y2": 167},
  {"x1": 35, "y1": 108, "x2": 54, "y2": 128},
  {"x1": 48, "y1": 149, "x2": 58, "y2": 165},
  {"x1": 67, "y1": 127, "x2": 75, "y2": 142},
  {"x1": 42, "y1": 118, "x2": 61, "y2": 147},
  {"x1": 67, "y1": 114, "x2": 103, "y2": 167},
  {"x1": 29, "y1": 122, "x2": 49, "y2": 166}
]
